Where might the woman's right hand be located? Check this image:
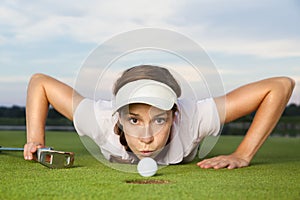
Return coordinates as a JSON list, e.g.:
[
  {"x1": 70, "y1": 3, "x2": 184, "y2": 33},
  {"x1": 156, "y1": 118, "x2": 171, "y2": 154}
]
[
  {"x1": 24, "y1": 74, "x2": 83, "y2": 161},
  {"x1": 23, "y1": 142, "x2": 43, "y2": 161}
]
